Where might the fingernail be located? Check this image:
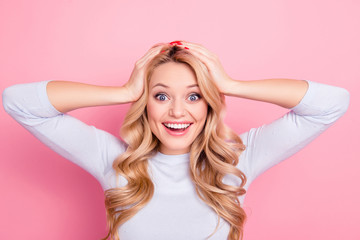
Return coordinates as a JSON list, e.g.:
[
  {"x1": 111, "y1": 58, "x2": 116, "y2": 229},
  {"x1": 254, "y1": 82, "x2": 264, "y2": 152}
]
[
  {"x1": 169, "y1": 41, "x2": 183, "y2": 45},
  {"x1": 184, "y1": 47, "x2": 189, "y2": 50}
]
